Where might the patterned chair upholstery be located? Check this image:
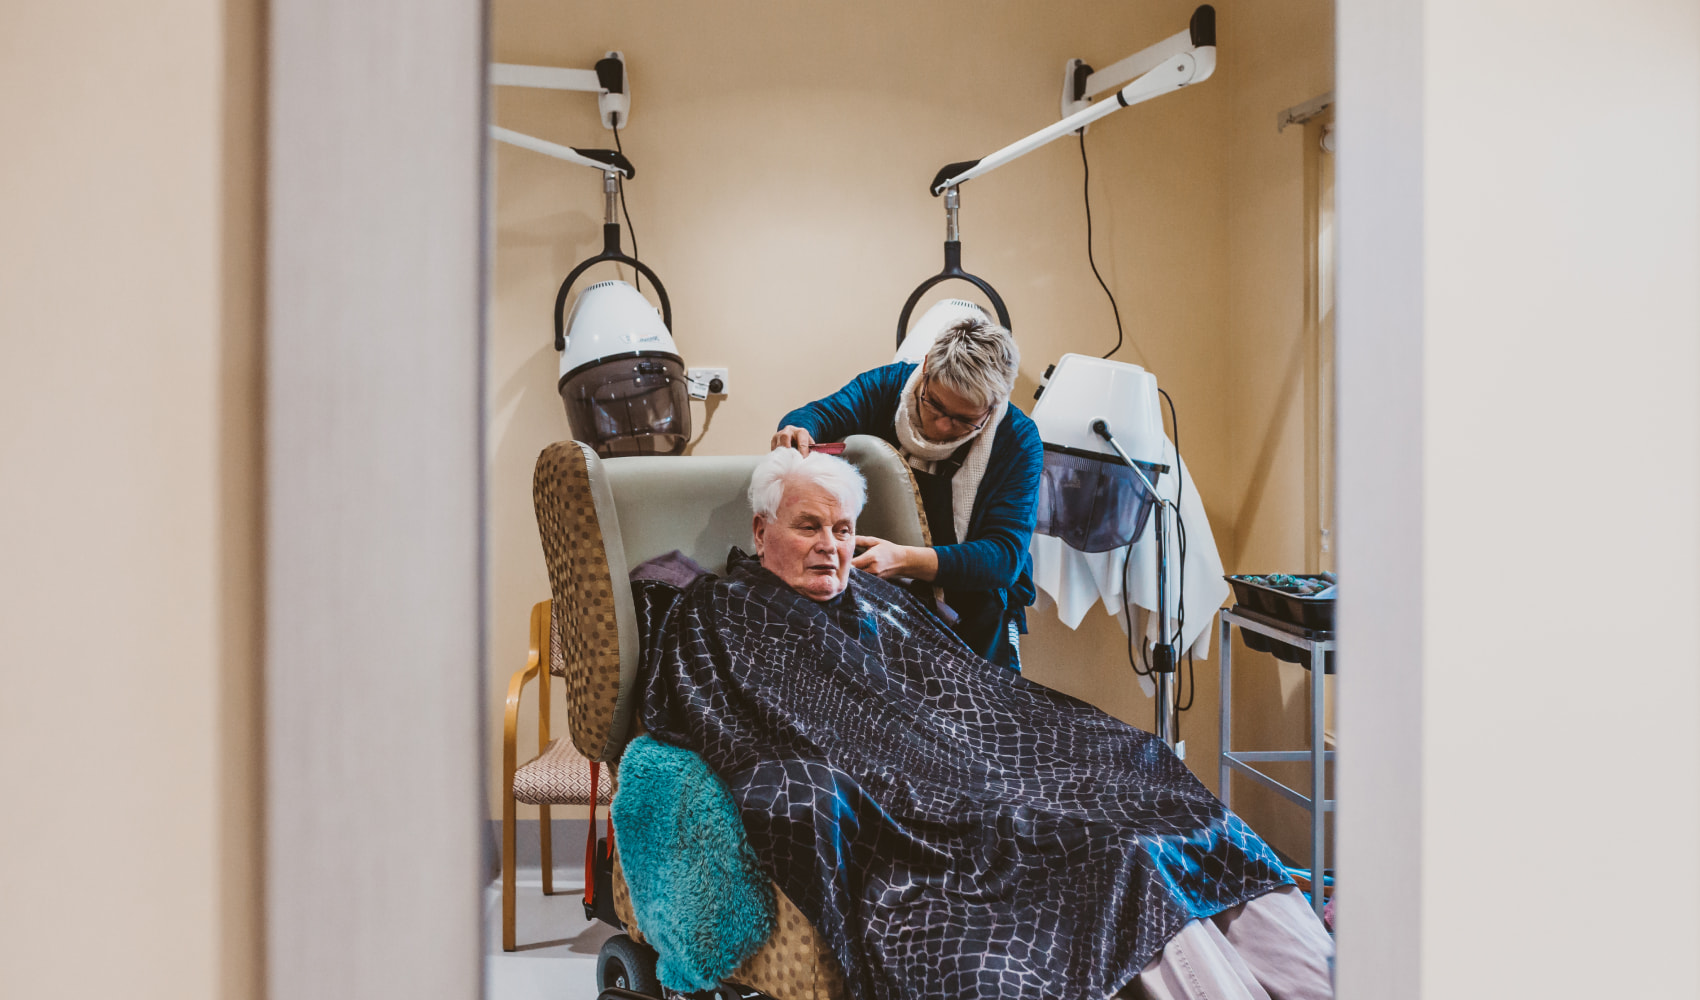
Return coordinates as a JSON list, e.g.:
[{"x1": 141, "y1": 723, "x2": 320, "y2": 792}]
[{"x1": 531, "y1": 436, "x2": 928, "y2": 999}]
